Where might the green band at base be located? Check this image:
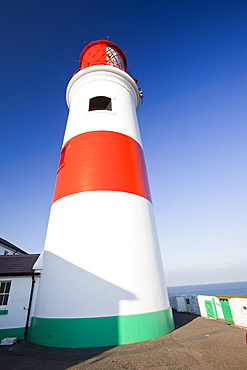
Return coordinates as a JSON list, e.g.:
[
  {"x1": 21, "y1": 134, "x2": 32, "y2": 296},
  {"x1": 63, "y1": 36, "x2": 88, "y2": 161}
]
[
  {"x1": 29, "y1": 308, "x2": 174, "y2": 348},
  {"x1": 0, "y1": 327, "x2": 25, "y2": 341},
  {"x1": 0, "y1": 310, "x2": 8, "y2": 315}
]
